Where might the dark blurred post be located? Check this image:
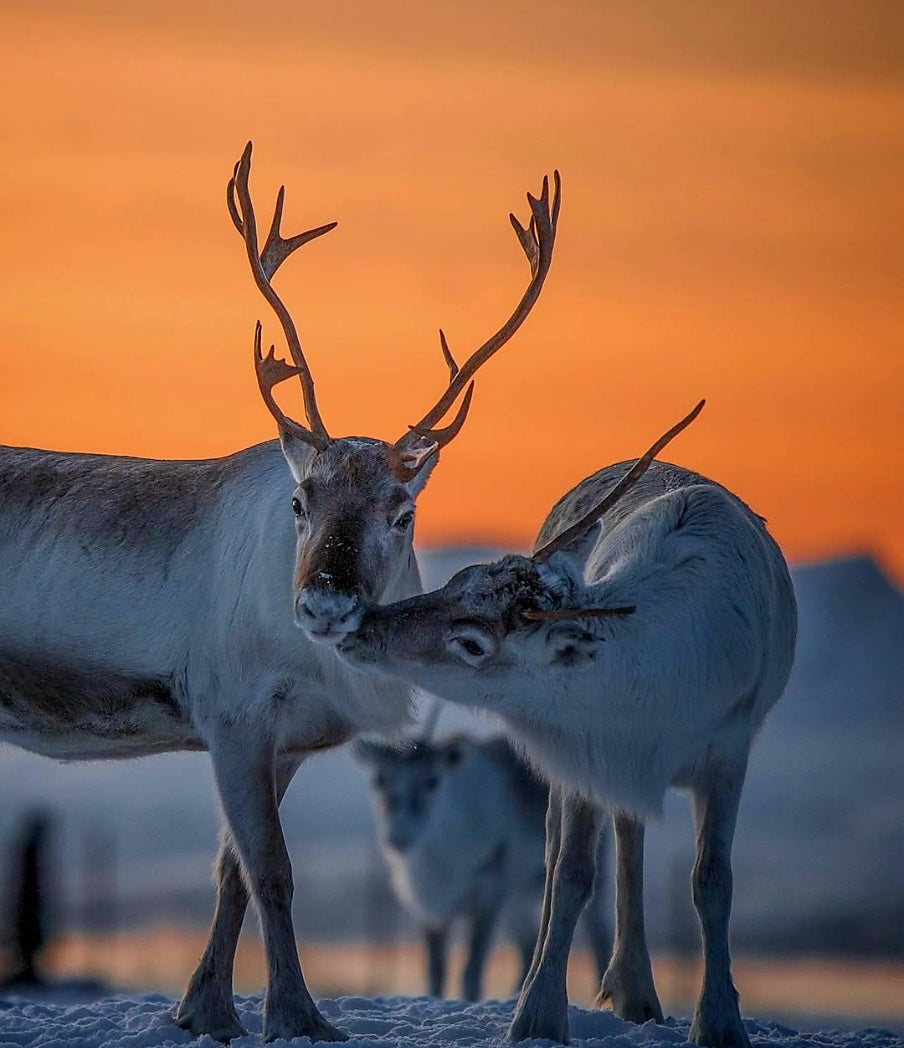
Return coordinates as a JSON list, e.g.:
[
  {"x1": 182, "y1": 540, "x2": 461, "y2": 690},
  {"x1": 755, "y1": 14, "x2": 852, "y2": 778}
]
[{"x1": 3, "y1": 811, "x2": 54, "y2": 986}]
